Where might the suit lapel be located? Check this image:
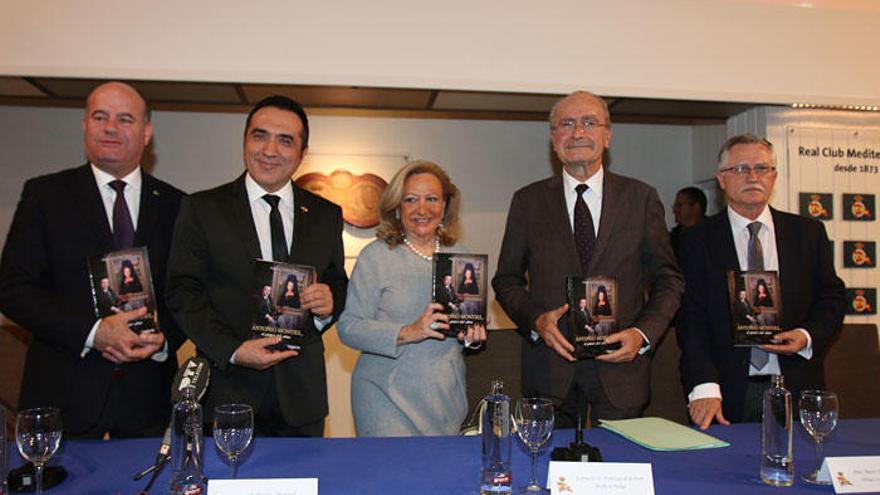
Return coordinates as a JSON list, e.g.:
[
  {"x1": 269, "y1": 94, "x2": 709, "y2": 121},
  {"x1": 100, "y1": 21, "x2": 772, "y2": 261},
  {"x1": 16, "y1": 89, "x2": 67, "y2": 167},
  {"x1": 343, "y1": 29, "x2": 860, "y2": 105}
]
[
  {"x1": 590, "y1": 170, "x2": 621, "y2": 274},
  {"x1": 229, "y1": 175, "x2": 263, "y2": 260},
  {"x1": 770, "y1": 208, "x2": 795, "y2": 328},
  {"x1": 291, "y1": 183, "x2": 309, "y2": 260},
  {"x1": 543, "y1": 177, "x2": 581, "y2": 273},
  {"x1": 69, "y1": 164, "x2": 114, "y2": 250},
  {"x1": 134, "y1": 171, "x2": 158, "y2": 247},
  {"x1": 713, "y1": 211, "x2": 740, "y2": 271}
]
